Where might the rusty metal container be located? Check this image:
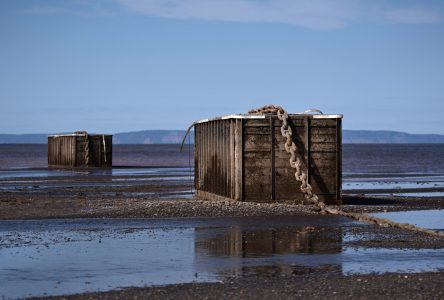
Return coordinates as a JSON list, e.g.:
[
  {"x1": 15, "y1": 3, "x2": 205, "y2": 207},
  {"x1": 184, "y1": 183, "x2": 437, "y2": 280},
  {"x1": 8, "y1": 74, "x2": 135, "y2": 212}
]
[
  {"x1": 48, "y1": 132, "x2": 112, "y2": 168},
  {"x1": 193, "y1": 112, "x2": 342, "y2": 205}
]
